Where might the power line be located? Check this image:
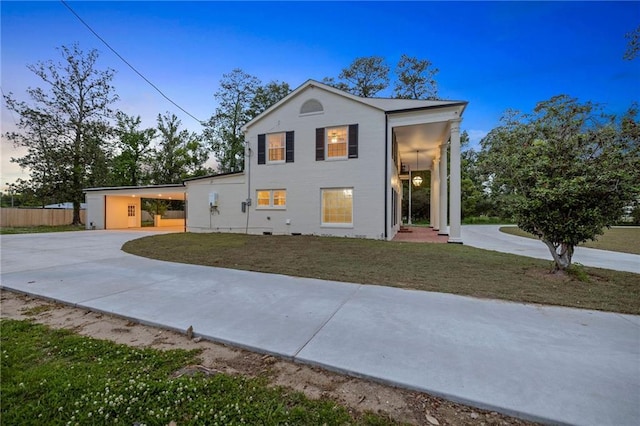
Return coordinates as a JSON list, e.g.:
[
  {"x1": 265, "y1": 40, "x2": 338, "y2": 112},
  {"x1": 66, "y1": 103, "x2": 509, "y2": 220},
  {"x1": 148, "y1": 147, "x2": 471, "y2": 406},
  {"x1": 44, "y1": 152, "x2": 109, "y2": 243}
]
[{"x1": 60, "y1": 0, "x2": 204, "y2": 125}]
